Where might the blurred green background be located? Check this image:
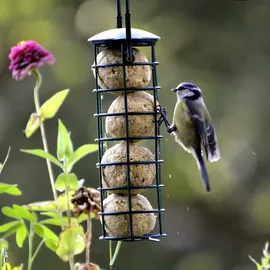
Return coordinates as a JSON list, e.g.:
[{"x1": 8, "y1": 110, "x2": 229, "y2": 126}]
[{"x1": 0, "y1": 0, "x2": 270, "y2": 269}]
